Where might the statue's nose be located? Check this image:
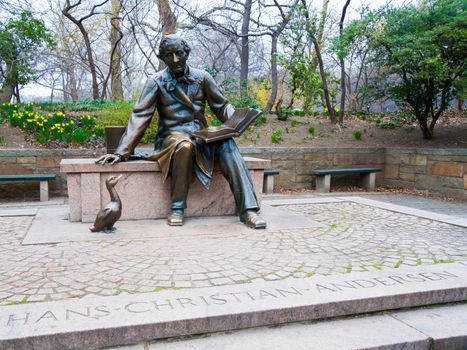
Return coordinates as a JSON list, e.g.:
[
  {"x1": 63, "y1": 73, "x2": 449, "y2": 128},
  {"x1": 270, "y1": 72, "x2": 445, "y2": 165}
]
[{"x1": 173, "y1": 53, "x2": 179, "y2": 62}]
